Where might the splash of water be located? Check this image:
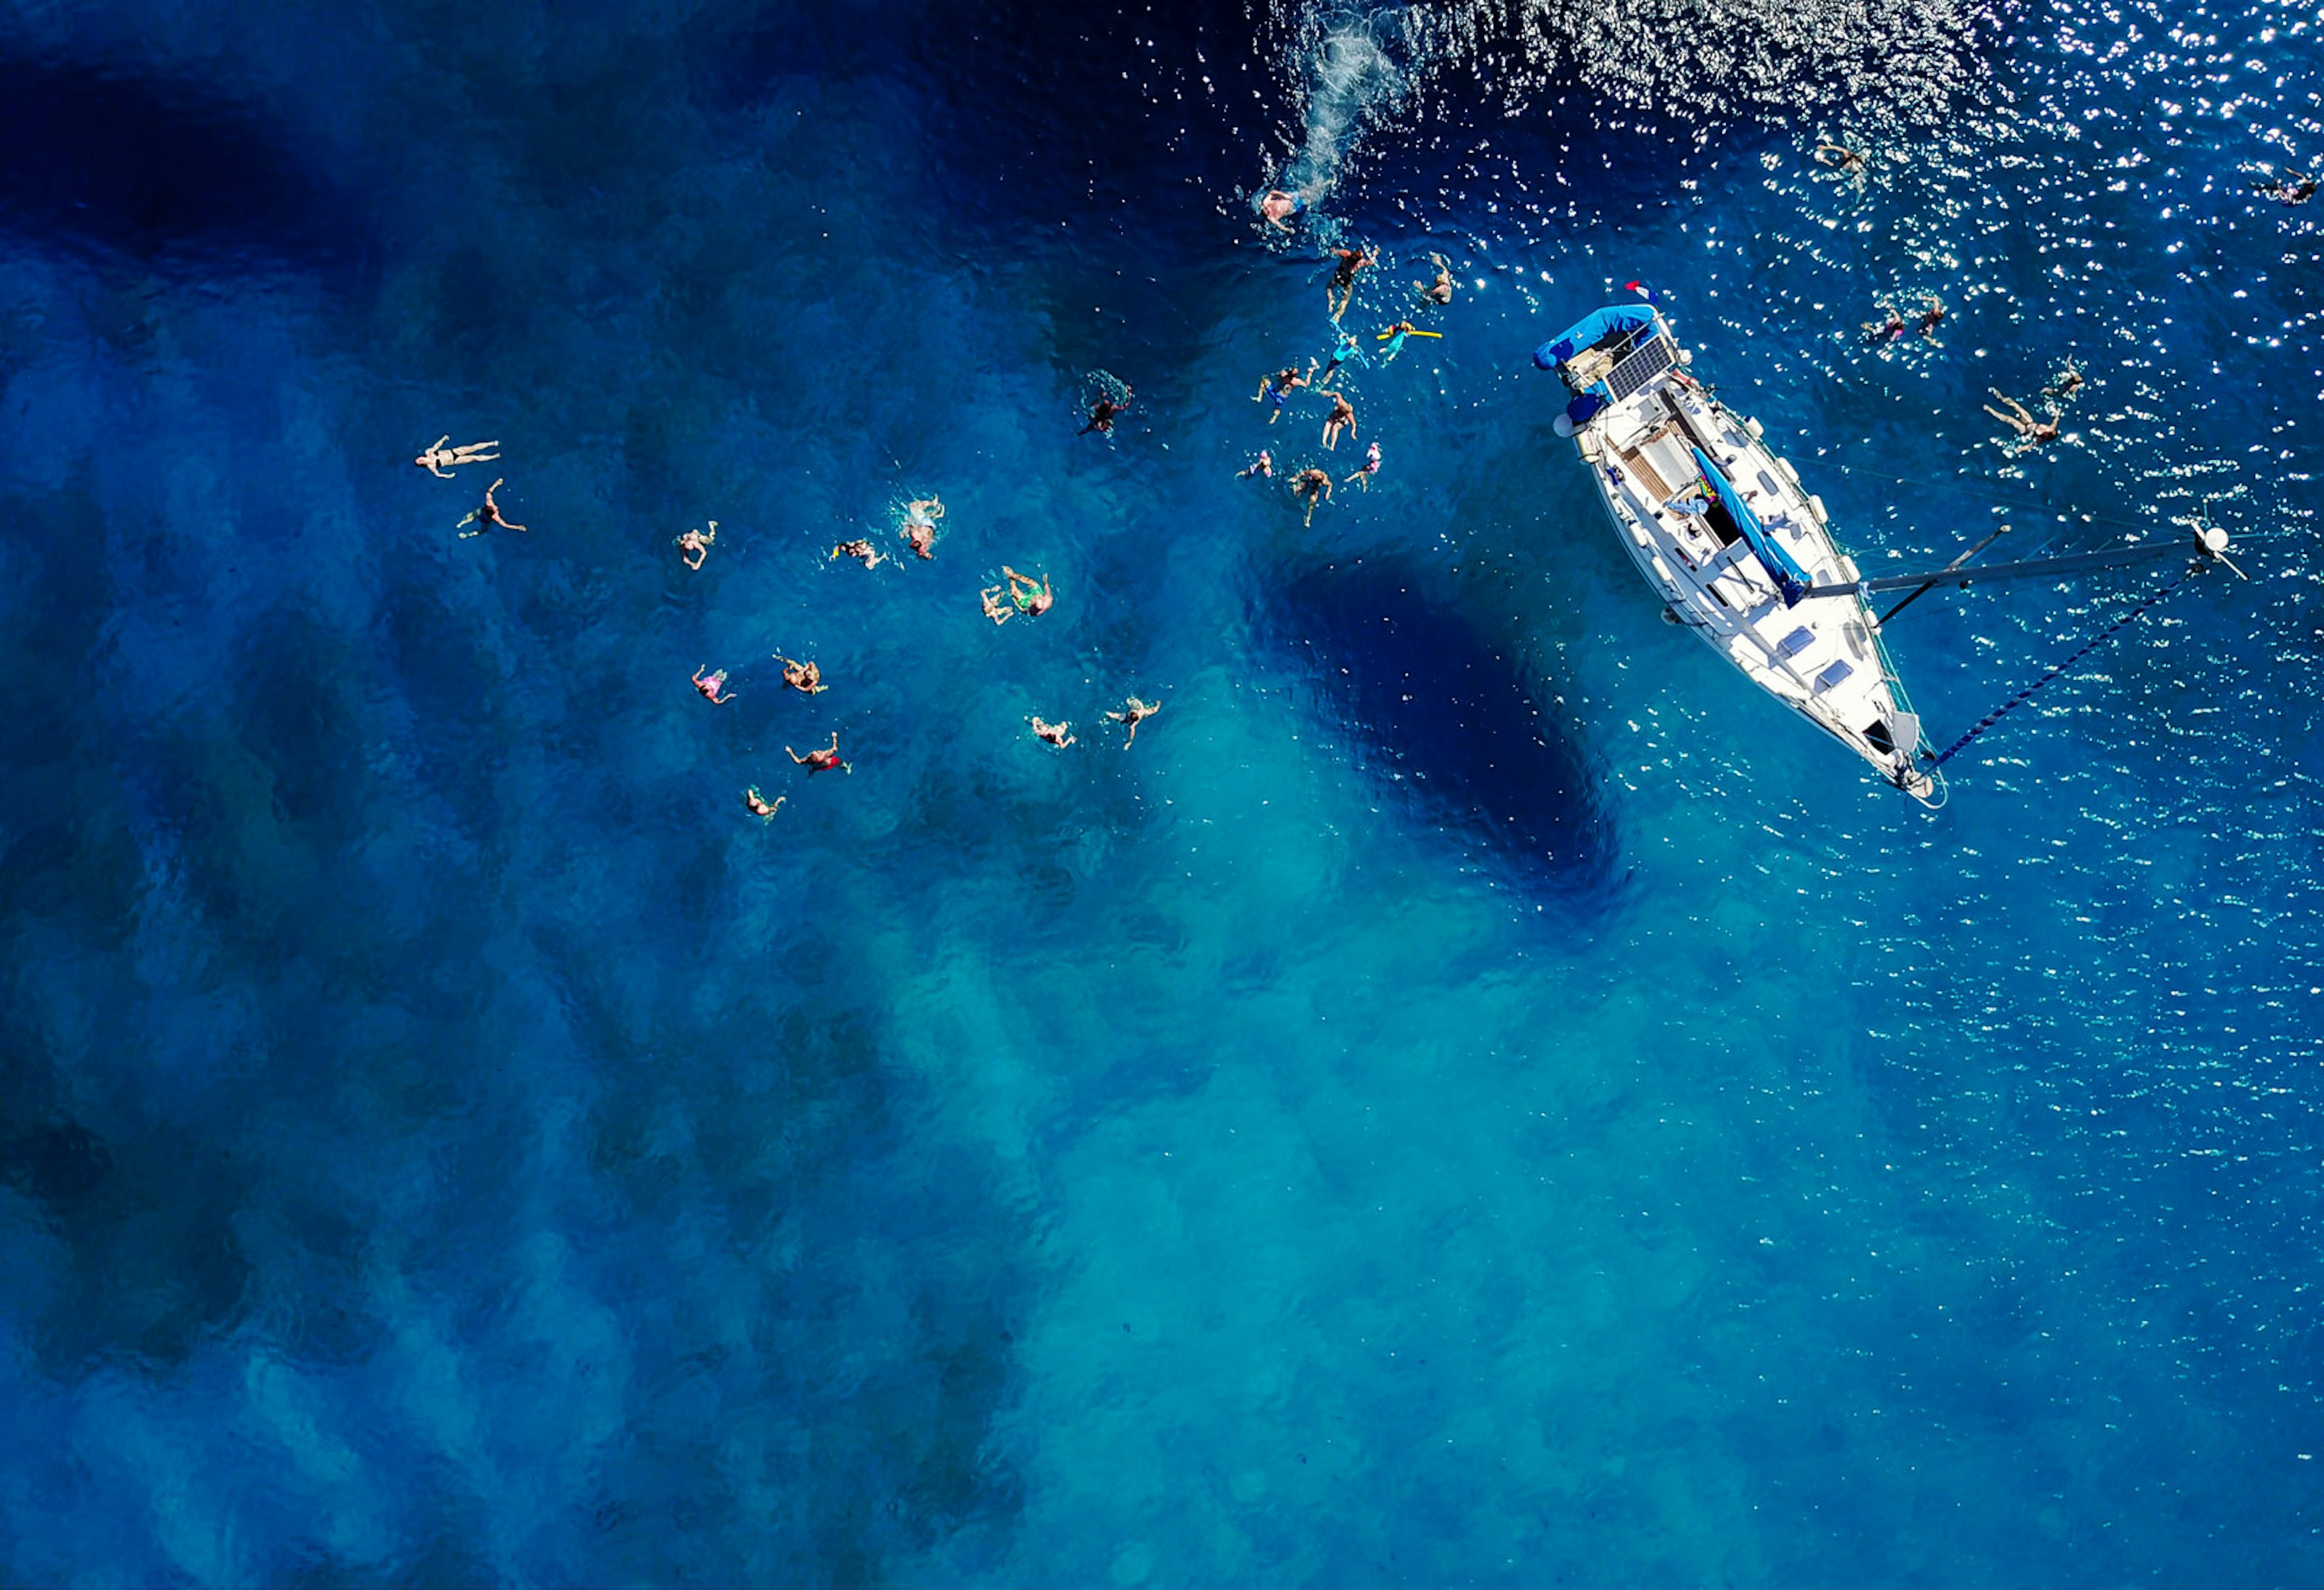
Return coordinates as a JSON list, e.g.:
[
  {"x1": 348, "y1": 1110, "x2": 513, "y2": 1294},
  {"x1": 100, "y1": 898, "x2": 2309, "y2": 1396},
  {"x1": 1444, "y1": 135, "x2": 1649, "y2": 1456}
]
[{"x1": 1265, "y1": 3, "x2": 1420, "y2": 214}]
